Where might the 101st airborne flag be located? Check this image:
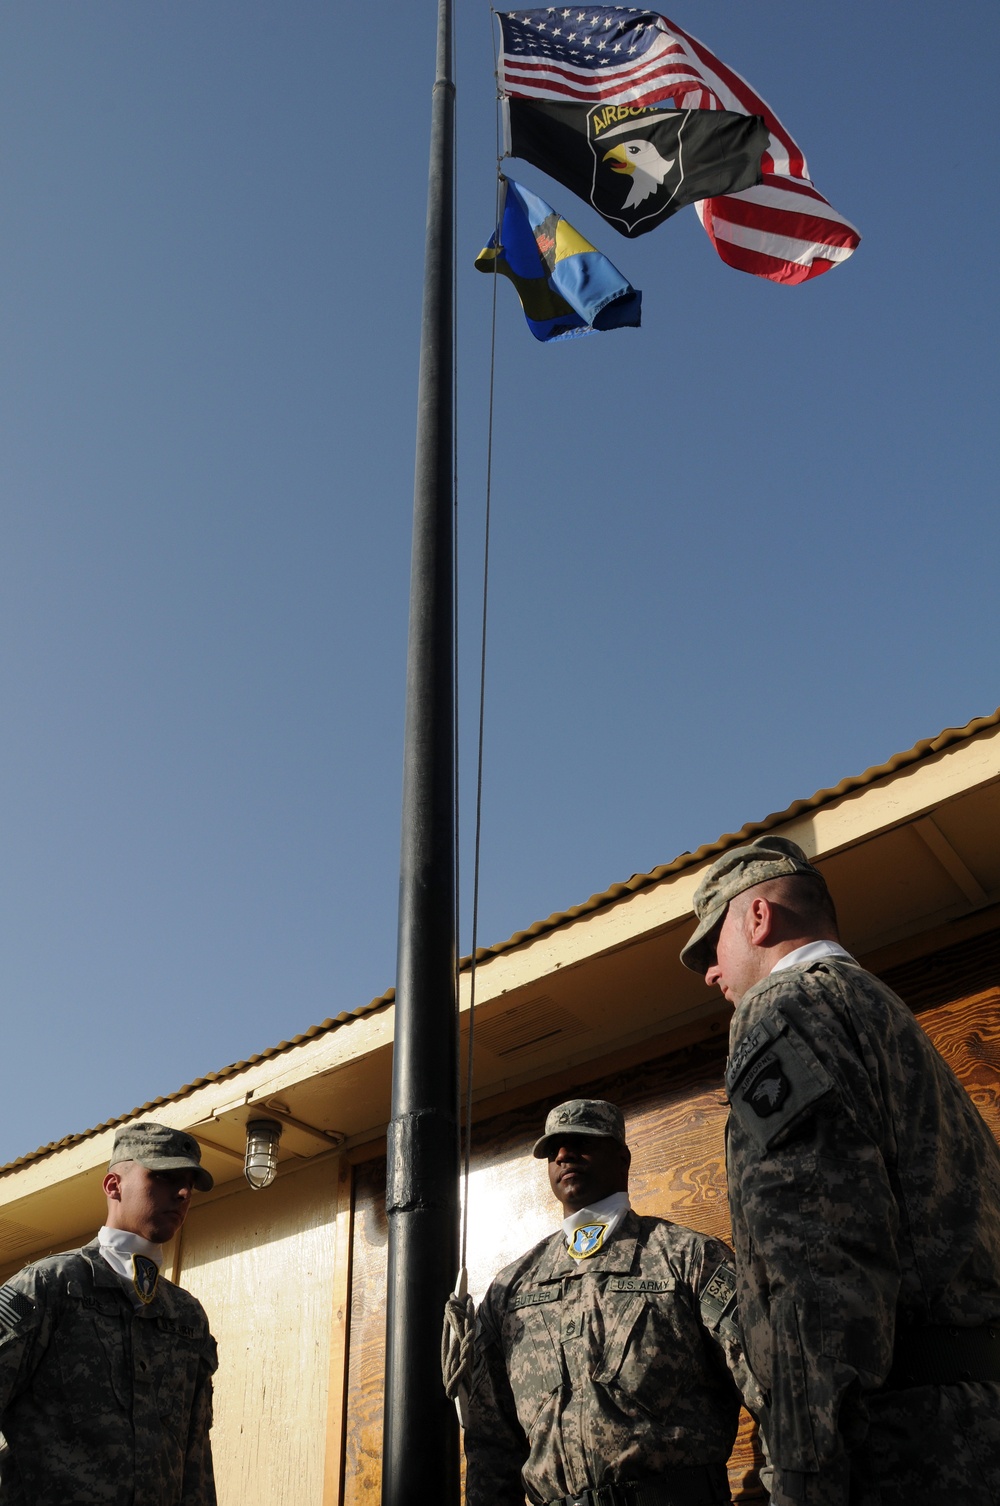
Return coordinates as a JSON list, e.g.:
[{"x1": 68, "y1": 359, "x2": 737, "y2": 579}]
[{"x1": 507, "y1": 96, "x2": 767, "y2": 238}]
